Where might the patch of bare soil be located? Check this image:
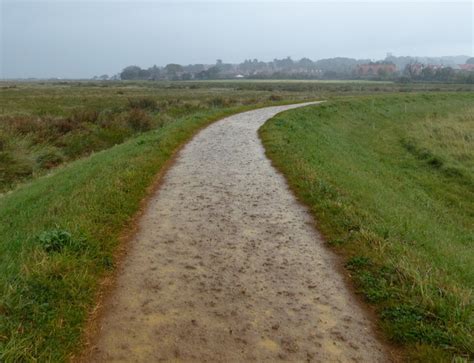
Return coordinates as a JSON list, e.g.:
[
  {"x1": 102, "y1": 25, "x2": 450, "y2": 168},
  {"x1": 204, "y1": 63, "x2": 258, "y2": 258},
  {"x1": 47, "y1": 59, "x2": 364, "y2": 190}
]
[{"x1": 85, "y1": 103, "x2": 390, "y2": 362}]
